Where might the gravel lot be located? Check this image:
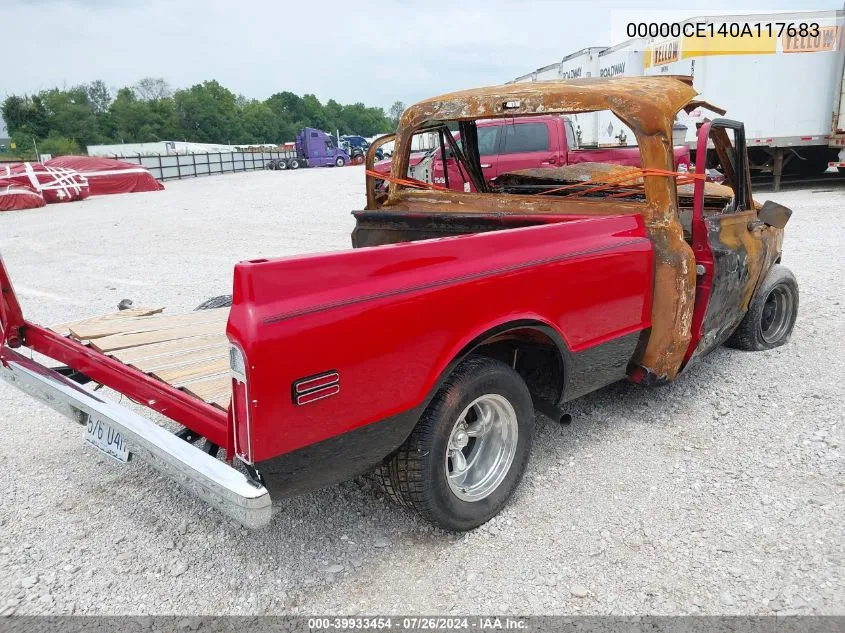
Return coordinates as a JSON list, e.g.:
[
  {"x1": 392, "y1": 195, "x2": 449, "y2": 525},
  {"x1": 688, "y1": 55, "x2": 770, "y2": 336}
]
[{"x1": 0, "y1": 167, "x2": 842, "y2": 616}]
